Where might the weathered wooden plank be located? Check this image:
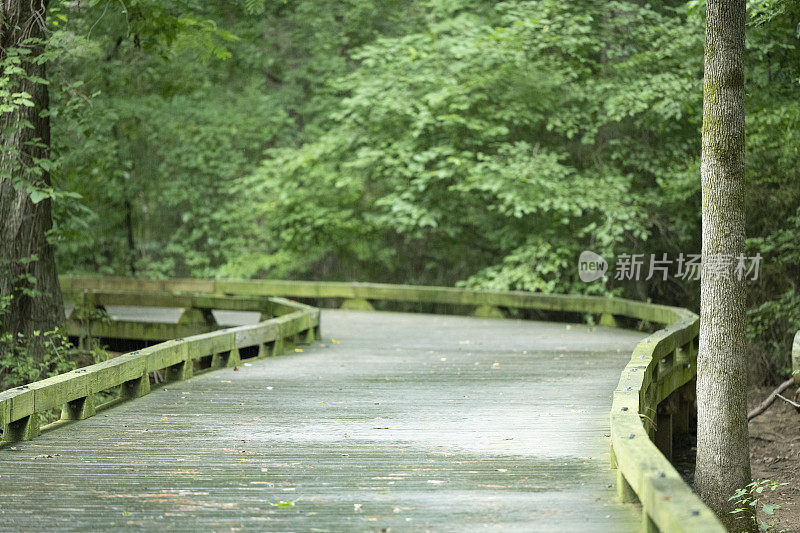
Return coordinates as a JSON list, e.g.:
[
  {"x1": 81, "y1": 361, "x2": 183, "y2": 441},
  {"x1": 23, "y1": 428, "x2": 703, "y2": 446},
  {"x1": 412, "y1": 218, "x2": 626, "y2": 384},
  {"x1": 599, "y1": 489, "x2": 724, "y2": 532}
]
[
  {"x1": 0, "y1": 310, "x2": 643, "y2": 530},
  {"x1": 63, "y1": 290, "x2": 274, "y2": 314},
  {"x1": 230, "y1": 322, "x2": 279, "y2": 348},
  {"x1": 0, "y1": 387, "x2": 34, "y2": 423},
  {"x1": 31, "y1": 369, "x2": 94, "y2": 412},
  {"x1": 146, "y1": 342, "x2": 188, "y2": 373},
  {"x1": 65, "y1": 319, "x2": 217, "y2": 341}
]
